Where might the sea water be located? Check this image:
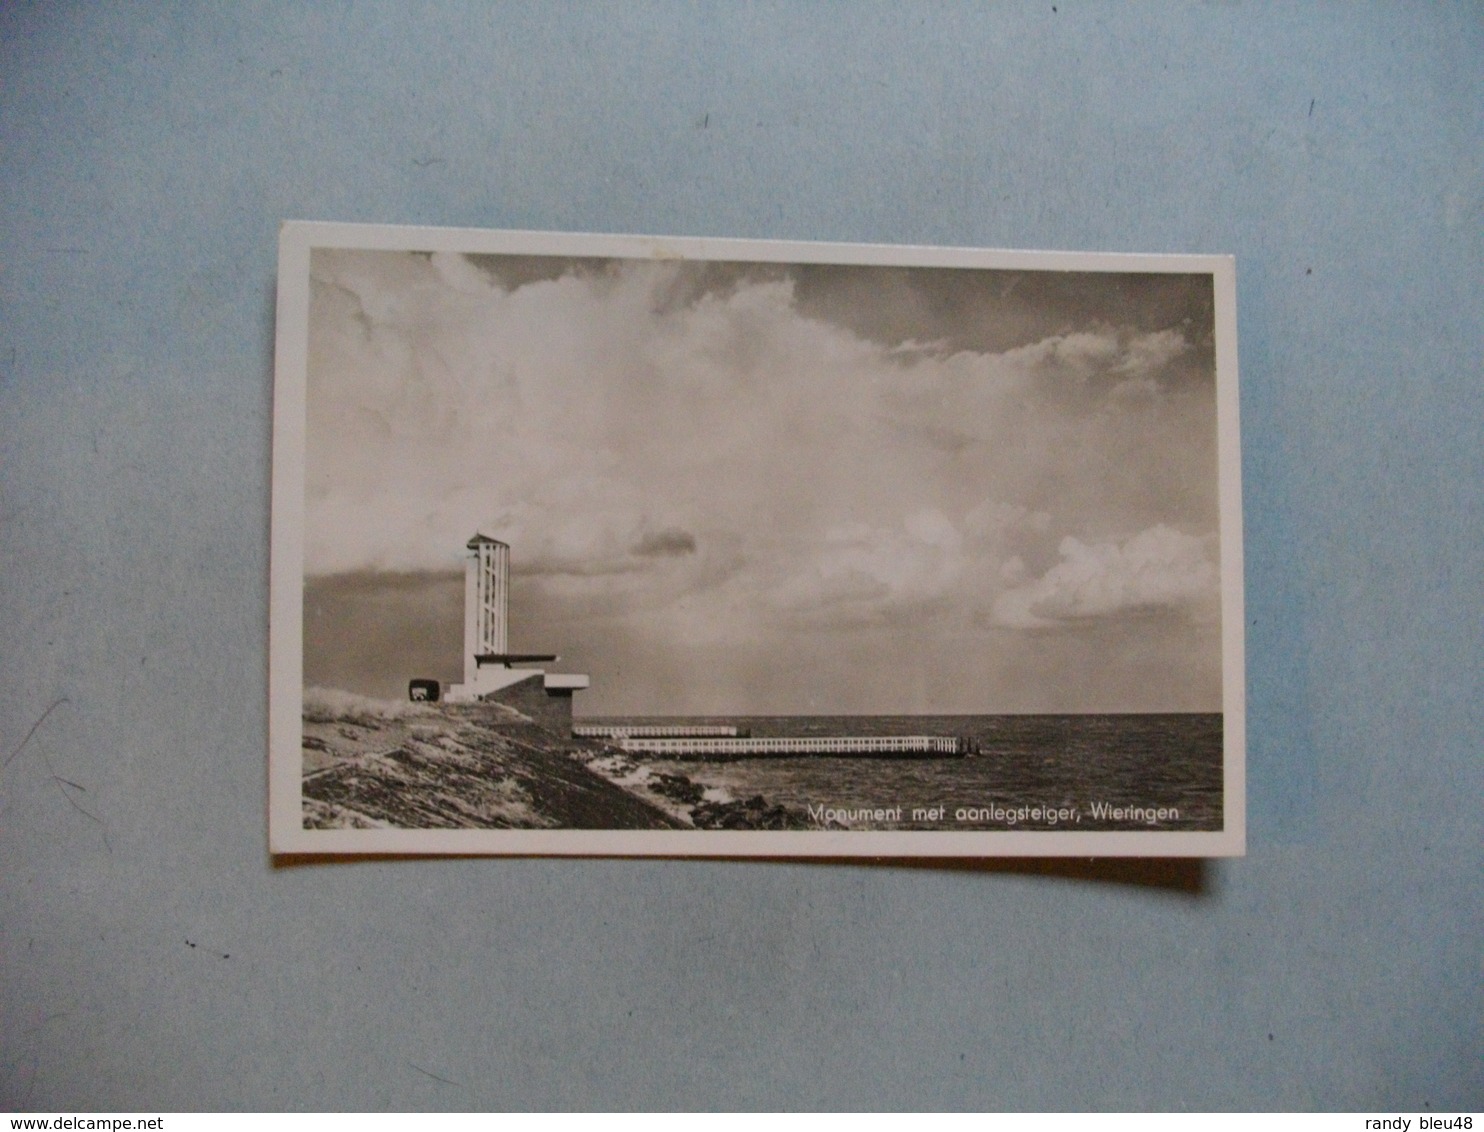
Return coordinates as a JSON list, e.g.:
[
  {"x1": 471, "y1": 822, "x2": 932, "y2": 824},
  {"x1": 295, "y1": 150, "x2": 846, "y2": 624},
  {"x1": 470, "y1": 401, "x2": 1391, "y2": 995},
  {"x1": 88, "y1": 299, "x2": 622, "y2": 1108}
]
[{"x1": 586, "y1": 713, "x2": 1223, "y2": 831}]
